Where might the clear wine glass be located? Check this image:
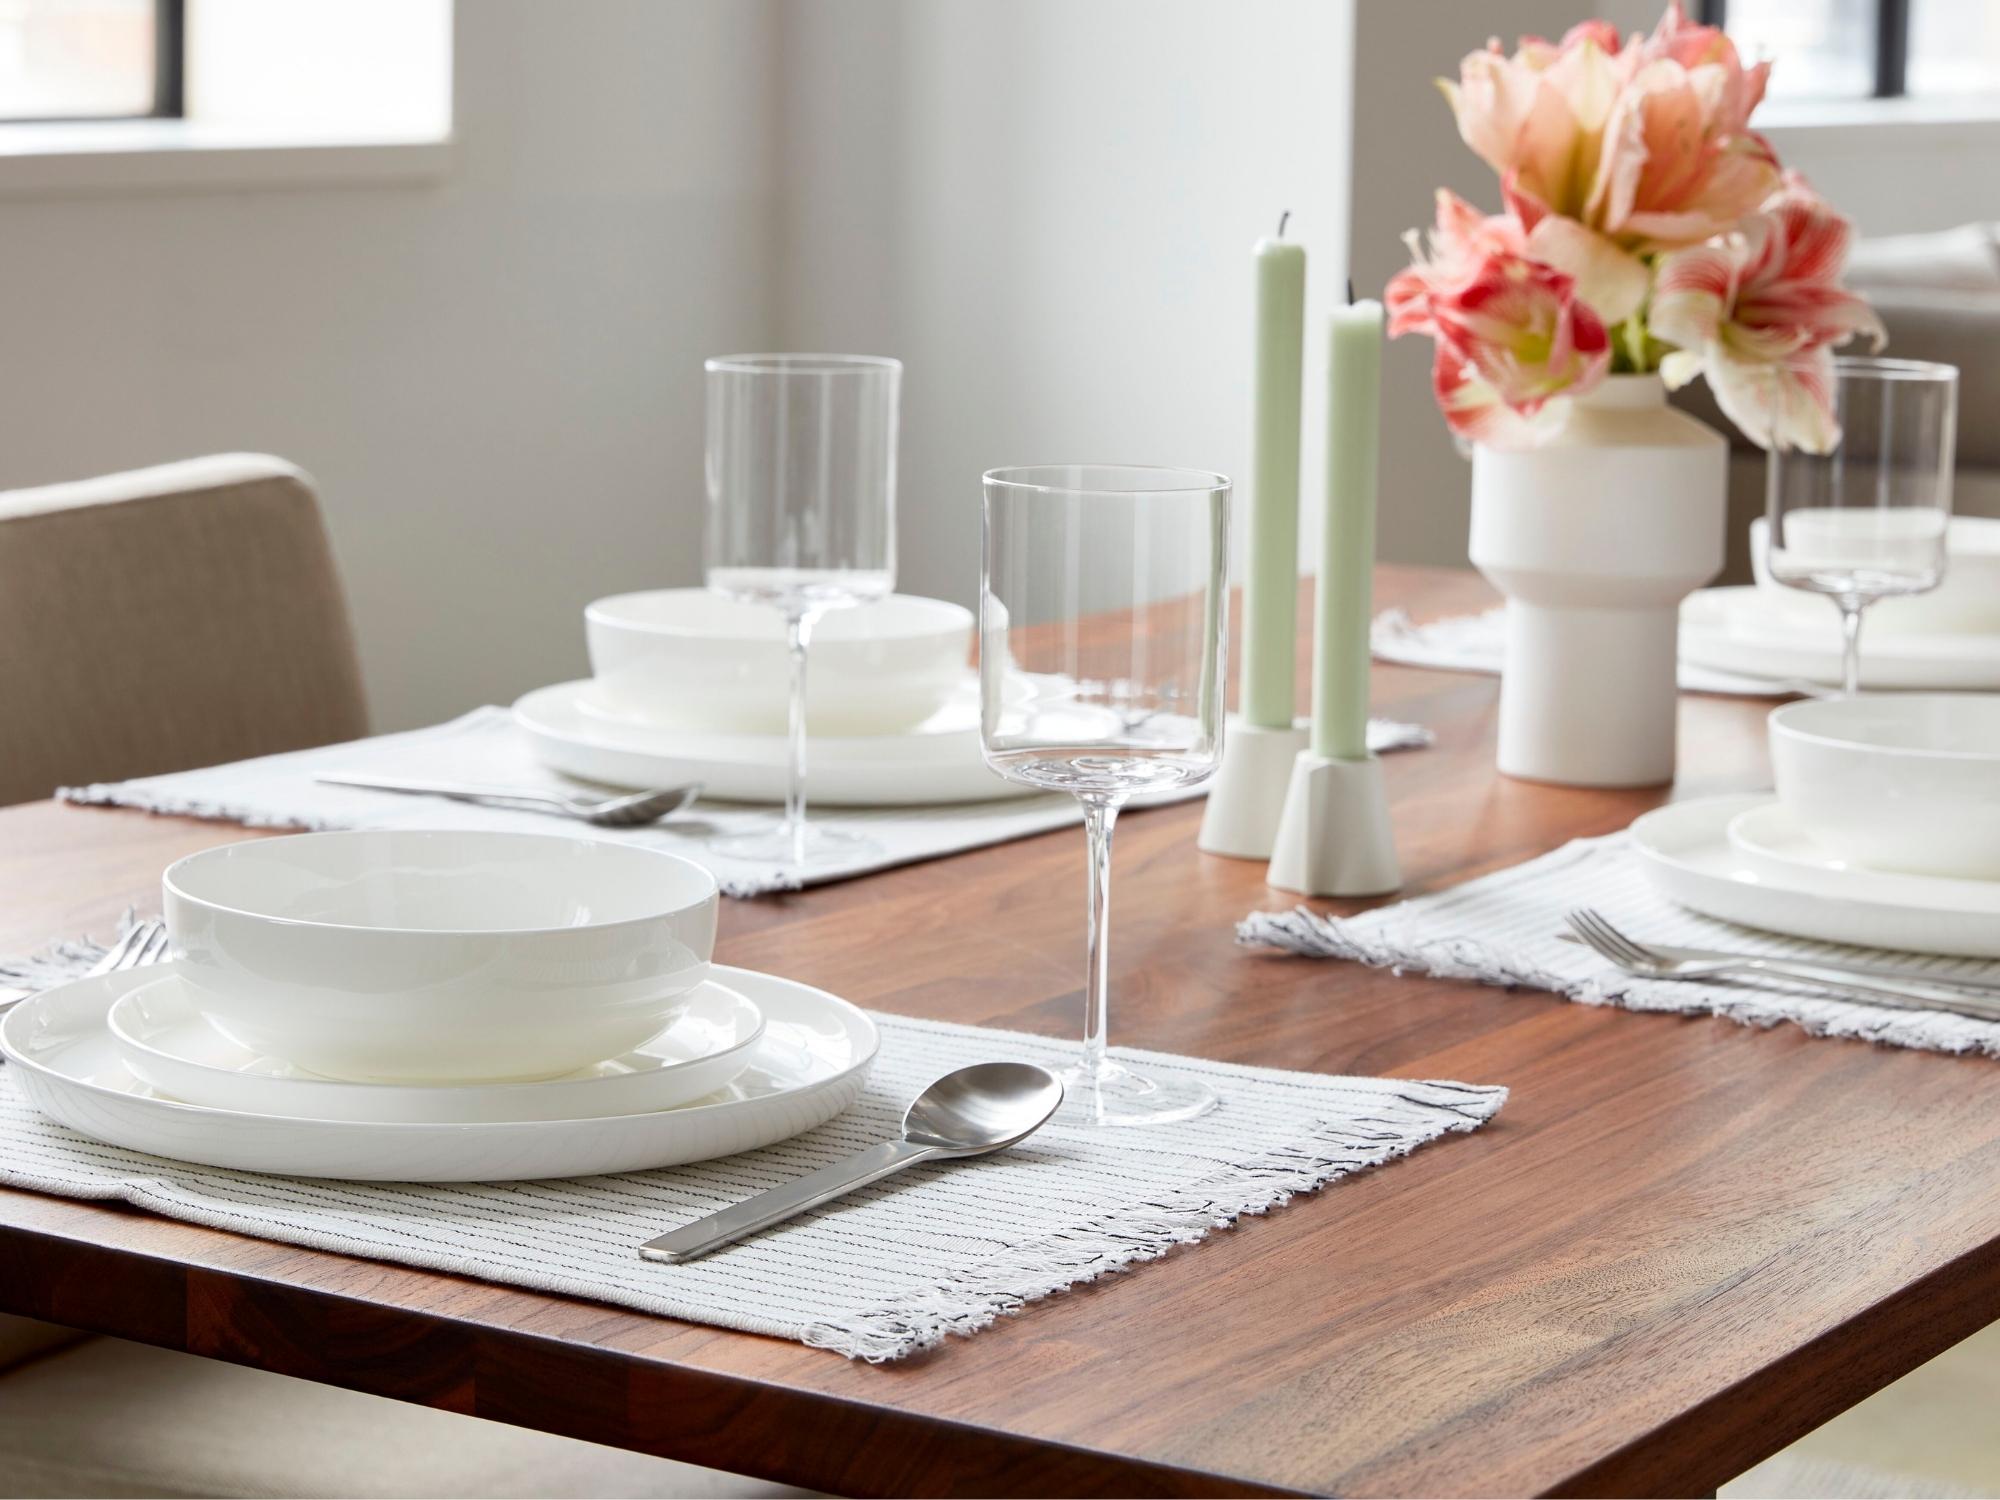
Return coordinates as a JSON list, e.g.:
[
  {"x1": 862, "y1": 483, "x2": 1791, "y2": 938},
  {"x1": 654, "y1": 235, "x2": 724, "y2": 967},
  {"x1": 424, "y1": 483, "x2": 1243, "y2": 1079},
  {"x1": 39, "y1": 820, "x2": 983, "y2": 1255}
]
[
  {"x1": 980, "y1": 465, "x2": 1230, "y2": 1127},
  {"x1": 1766, "y1": 357, "x2": 1958, "y2": 696},
  {"x1": 704, "y1": 354, "x2": 901, "y2": 866}
]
